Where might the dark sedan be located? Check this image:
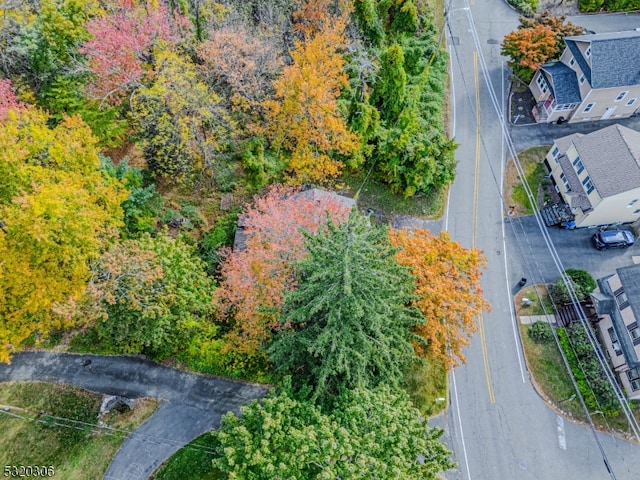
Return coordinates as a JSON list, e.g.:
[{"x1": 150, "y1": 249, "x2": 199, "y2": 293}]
[{"x1": 592, "y1": 229, "x2": 636, "y2": 250}]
